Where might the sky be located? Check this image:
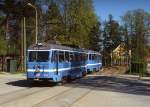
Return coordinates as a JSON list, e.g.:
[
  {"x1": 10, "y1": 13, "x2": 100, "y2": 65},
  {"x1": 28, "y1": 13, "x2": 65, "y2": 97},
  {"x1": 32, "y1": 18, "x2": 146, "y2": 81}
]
[{"x1": 94, "y1": 0, "x2": 150, "y2": 22}]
